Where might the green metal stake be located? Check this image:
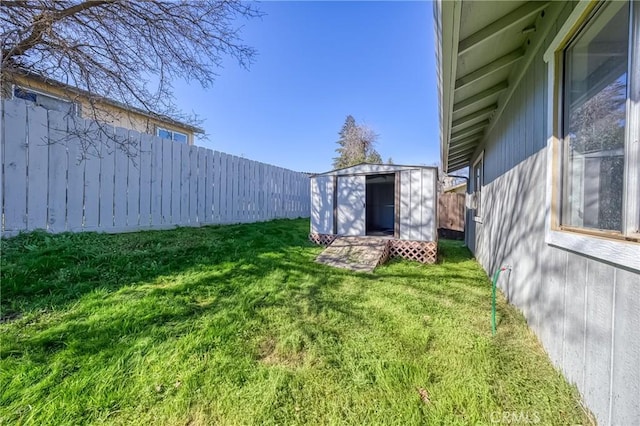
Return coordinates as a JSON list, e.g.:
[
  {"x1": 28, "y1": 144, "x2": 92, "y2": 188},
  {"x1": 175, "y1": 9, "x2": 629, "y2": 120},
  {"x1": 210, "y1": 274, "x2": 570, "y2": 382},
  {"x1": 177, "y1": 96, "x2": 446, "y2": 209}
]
[{"x1": 492, "y1": 266, "x2": 511, "y2": 336}]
